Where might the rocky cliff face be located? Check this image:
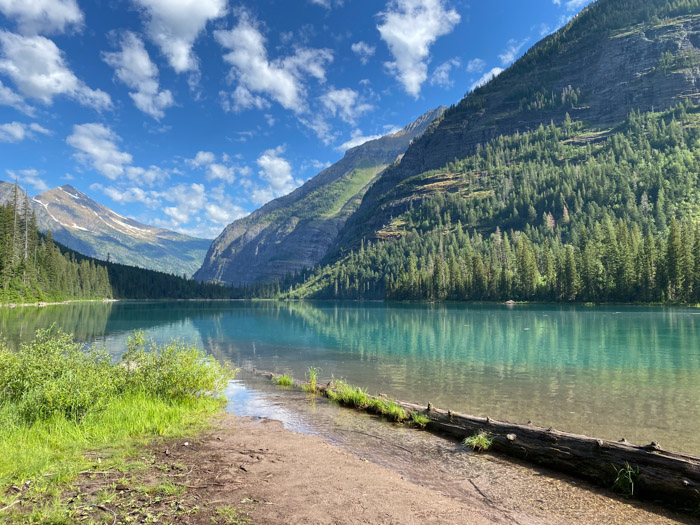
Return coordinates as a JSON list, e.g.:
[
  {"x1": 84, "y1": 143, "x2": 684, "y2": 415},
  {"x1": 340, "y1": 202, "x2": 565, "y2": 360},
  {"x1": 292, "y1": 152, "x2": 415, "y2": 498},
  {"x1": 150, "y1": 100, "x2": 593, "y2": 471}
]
[
  {"x1": 335, "y1": 2, "x2": 700, "y2": 250},
  {"x1": 0, "y1": 182, "x2": 211, "y2": 276},
  {"x1": 194, "y1": 107, "x2": 445, "y2": 285}
]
